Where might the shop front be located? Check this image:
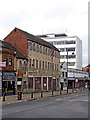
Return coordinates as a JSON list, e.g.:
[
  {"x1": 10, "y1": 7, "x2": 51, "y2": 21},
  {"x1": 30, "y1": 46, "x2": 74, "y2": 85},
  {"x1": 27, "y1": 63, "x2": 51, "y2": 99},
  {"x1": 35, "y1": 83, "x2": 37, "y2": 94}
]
[{"x1": 2, "y1": 71, "x2": 16, "y2": 96}]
